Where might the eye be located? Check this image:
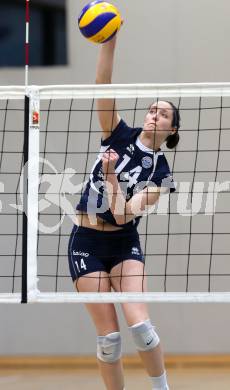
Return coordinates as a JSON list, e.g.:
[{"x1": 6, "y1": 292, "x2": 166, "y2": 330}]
[{"x1": 161, "y1": 112, "x2": 168, "y2": 118}]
